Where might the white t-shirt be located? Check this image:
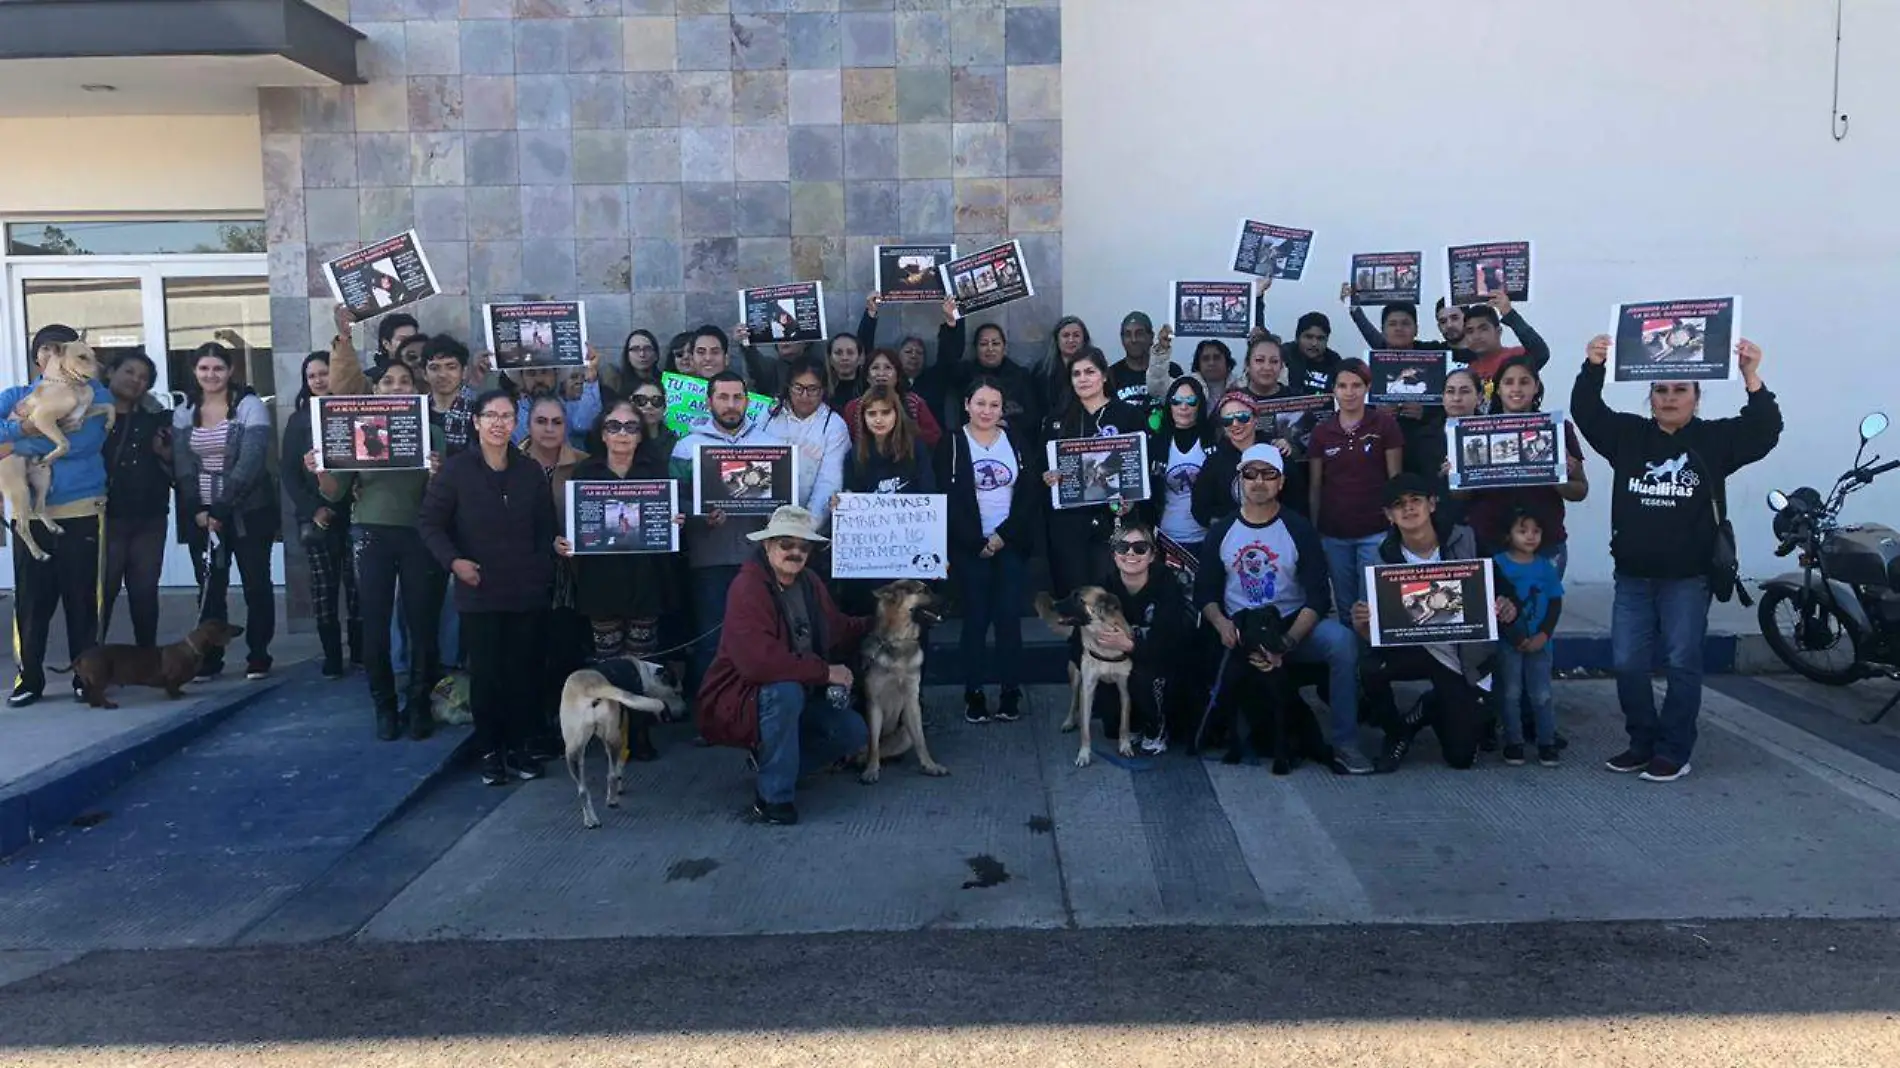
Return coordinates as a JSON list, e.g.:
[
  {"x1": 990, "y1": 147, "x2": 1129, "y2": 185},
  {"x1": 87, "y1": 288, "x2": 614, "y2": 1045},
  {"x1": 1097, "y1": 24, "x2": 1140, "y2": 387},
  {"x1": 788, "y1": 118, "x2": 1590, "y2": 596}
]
[
  {"x1": 1401, "y1": 543, "x2": 1463, "y2": 675},
  {"x1": 1159, "y1": 438, "x2": 1207, "y2": 546},
  {"x1": 966, "y1": 428, "x2": 1018, "y2": 539},
  {"x1": 1217, "y1": 512, "x2": 1306, "y2": 618}
]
